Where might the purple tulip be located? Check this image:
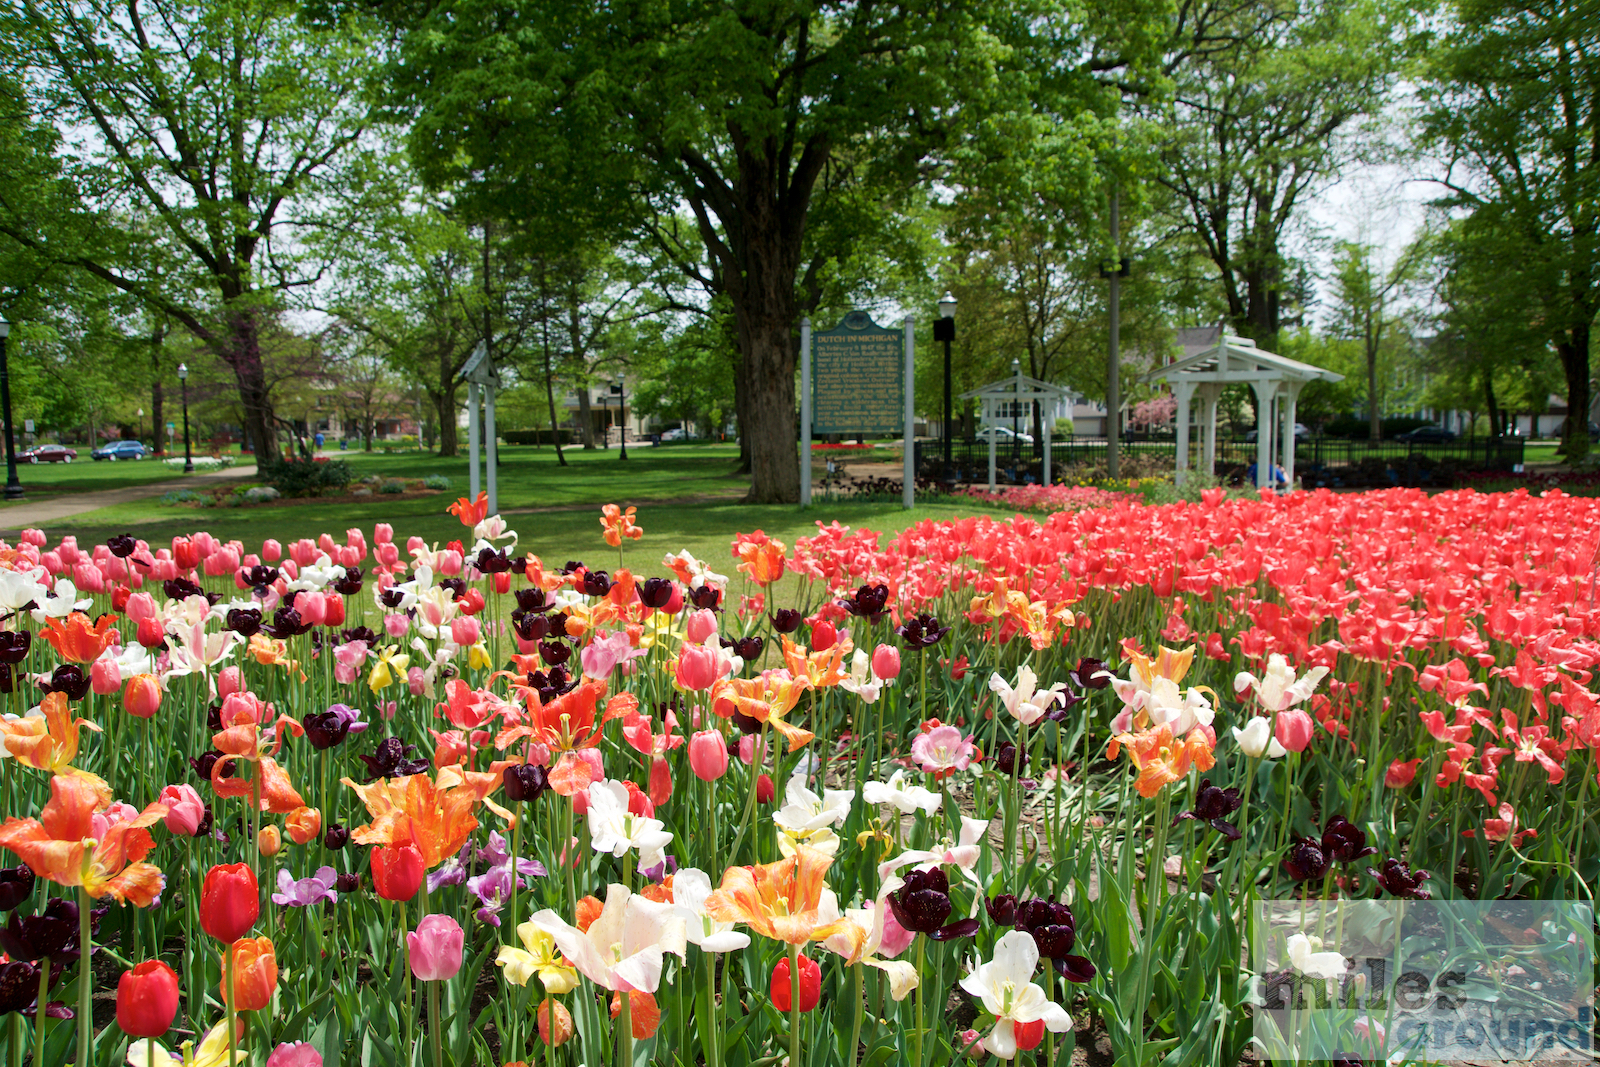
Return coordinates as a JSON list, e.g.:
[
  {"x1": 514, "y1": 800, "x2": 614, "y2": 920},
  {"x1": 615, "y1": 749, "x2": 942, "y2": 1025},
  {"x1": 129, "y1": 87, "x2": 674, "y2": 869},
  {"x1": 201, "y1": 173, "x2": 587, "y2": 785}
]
[{"x1": 271, "y1": 867, "x2": 339, "y2": 908}]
